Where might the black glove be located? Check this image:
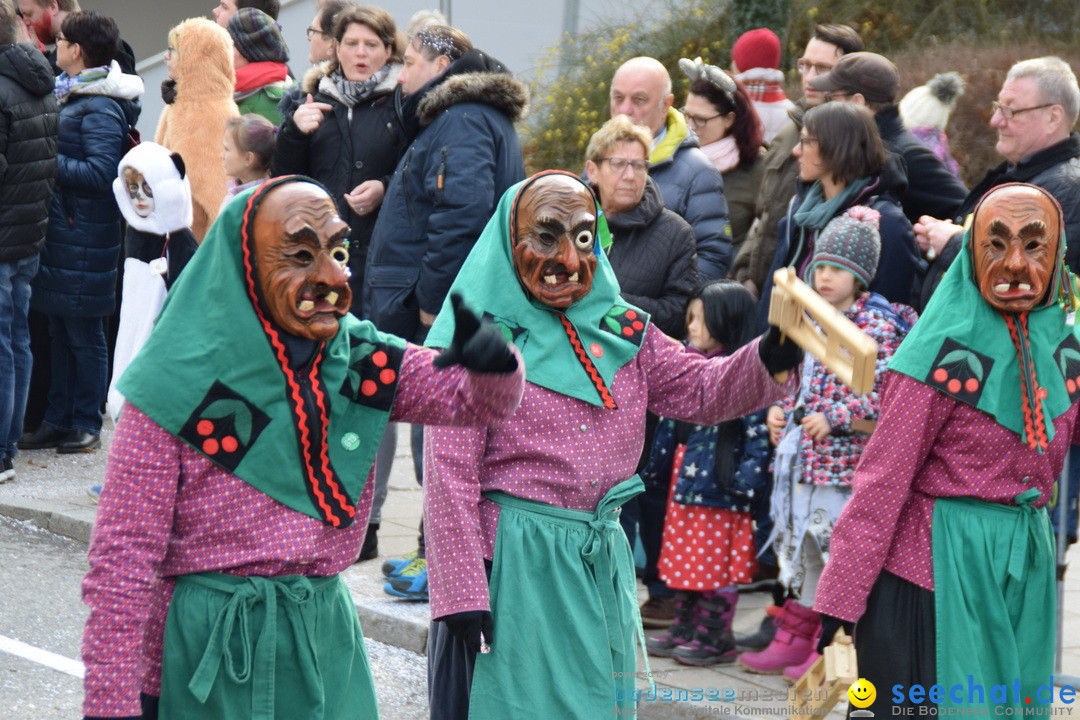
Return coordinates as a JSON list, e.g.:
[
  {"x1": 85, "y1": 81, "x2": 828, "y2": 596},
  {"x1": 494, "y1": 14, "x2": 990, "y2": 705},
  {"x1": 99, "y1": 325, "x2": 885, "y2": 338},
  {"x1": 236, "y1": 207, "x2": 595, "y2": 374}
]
[
  {"x1": 160, "y1": 78, "x2": 177, "y2": 105},
  {"x1": 758, "y1": 325, "x2": 802, "y2": 376},
  {"x1": 440, "y1": 610, "x2": 495, "y2": 655},
  {"x1": 817, "y1": 613, "x2": 854, "y2": 655},
  {"x1": 432, "y1": 293, "x2": 517, "y2": 374}
]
